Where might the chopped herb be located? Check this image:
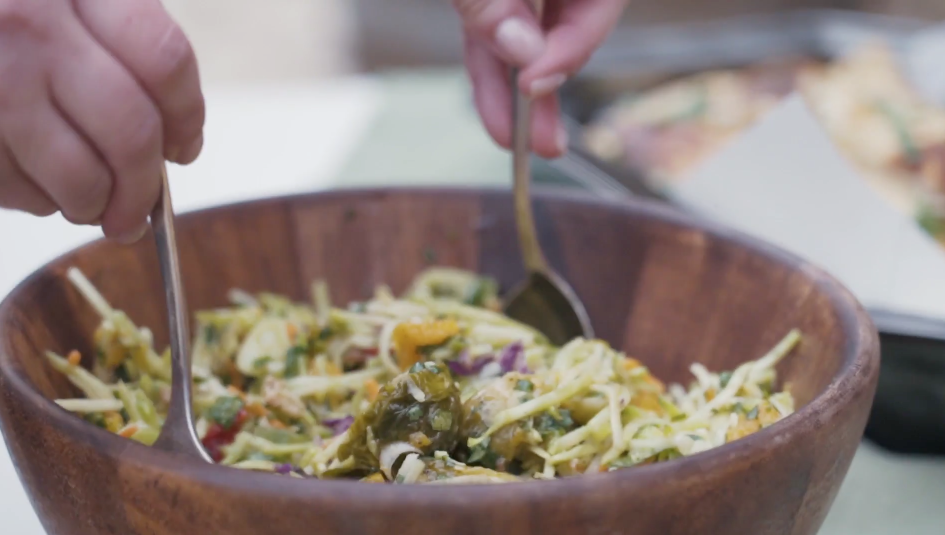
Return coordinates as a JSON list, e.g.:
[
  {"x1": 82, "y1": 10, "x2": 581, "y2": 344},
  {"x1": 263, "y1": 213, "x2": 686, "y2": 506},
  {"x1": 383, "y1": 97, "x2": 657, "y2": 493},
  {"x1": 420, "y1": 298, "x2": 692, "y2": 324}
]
[
  {"x1": 83, "y1": 412, "x2": 107, "y2": 429},
  {"x1": 875, "y1": 100, "x2": 922, "y2": 167},
  {"x1": 207, "y1": 396, "x2": 245, "y2": 429},
  {"x1": 733, "y1": 402, "x2": 745, "y2": 415},
  {"x1": 253, "y1": 356, "x2": 273, "y2": 370},
  {"x1": 466, "y1": 438, "x2": 498, "y2": 469},
  {"x1": 656, "y1": 448, "x2": 682, "y2": 462},
  {"x1": 430, "y1": 409, "x2": 453, "y2": 431},
  {"x1": 535, "y1": 409, "x2": 574, "y2": 440},
  {"x1": 514, "y1": 380, "x2": 534, "y2": 392},
  {"x1": 746, "y1": 406, "x2": 759, "y2": 420},
  {"x1": 284, "y1": 346, "x2": 307, "y2": 379},
  {"x1": 202, "y1": 324, "x2": 220, "y2": 345},
  {"x1": 462, "y1": 278, "x2": 499, "y2": 307},
  {"x1": 114, "y1": 363, "x2": 132, "y2": 383},
  {"x1": 607, "y1": 456, "x2": 638, "y2": 470},
  {"x1": 409, "y1": 362, "x2": 425, "y2": 374},
  {"x1": 663, "y1": 84, "x2": 708, "y2": 125},
  {"x1": 917, "y1": 204, "x2": 945, "y2": 238},
  {"x1": 687, "y1": 434, "x2": 702, "y2": 441},
  {"x1": 394, "y1": 474, "x2": 405, "y2": 484},
  {"x1": 318, "y1": 327, "x2": 334, "y2": 341},
  {"x1": 407, "y1": 405, "x2": 424, "y2": 422},
  {"x1": 719, "y1": 371, "x2": 733, "y2": 388}
]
